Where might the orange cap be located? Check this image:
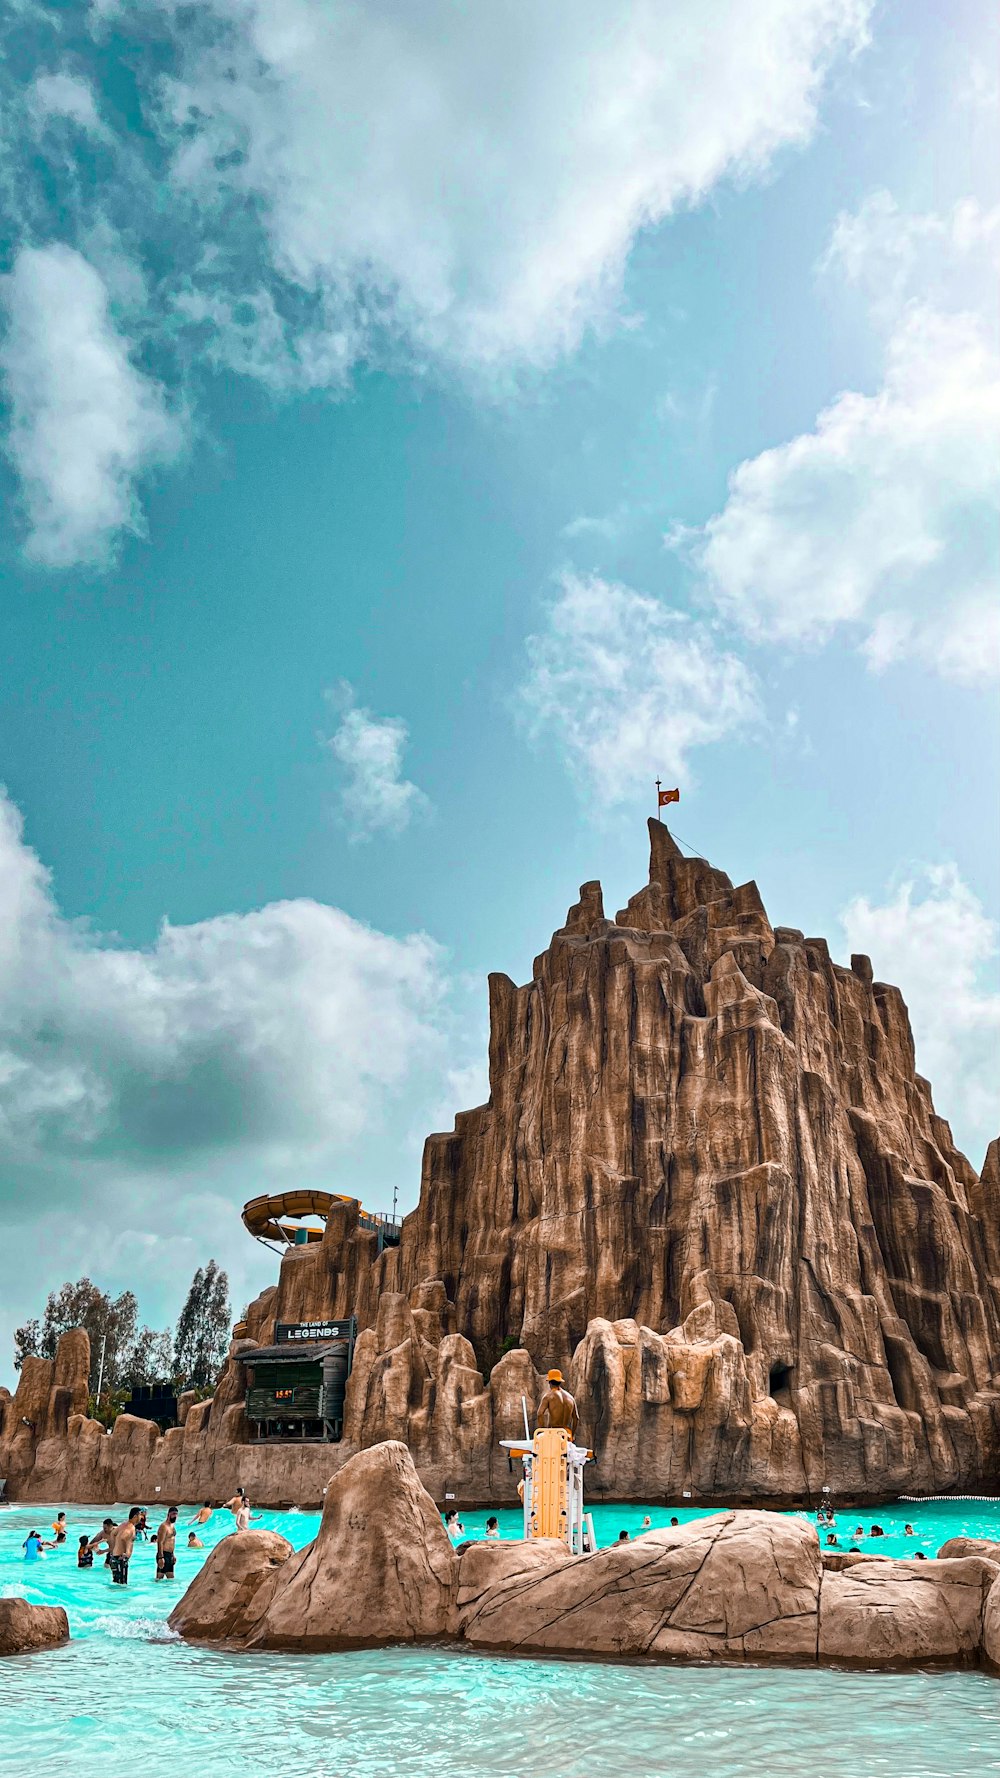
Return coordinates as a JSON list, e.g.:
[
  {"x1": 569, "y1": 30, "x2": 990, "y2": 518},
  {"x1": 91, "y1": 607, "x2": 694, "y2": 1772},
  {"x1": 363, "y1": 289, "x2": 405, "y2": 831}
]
[{"x1": 546, "y1": 1368, "x2": 564, "y2": 1383}]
